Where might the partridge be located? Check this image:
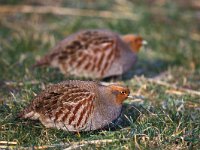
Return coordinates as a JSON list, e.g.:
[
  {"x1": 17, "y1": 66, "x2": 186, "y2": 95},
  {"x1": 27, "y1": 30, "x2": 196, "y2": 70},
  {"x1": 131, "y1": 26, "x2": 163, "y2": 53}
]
[
  {"x1": 19, "y1": 80, "x2": 131, "y2": 132},
  {"x1": 34, "y1": 29, "x2": 146, "y2": 79}
]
